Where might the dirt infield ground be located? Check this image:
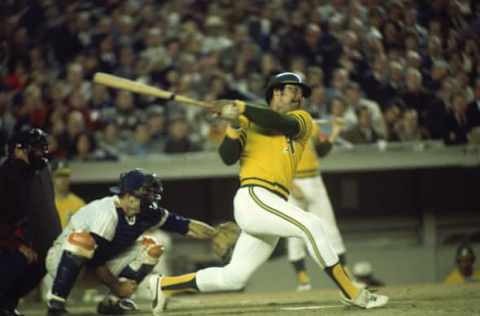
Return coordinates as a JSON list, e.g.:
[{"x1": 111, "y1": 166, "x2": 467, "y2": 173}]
[{"x1": 22, "y1": 283, "x2": 480, "y2": 316}]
